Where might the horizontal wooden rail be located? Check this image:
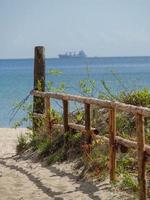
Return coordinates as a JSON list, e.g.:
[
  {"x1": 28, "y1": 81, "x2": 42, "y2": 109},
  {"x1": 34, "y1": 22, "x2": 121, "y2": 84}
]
[
  {"x1": 31, "y1": 89, "x2": 150, "y2": 199},
  {"x1": 33, "y1": 116, "x2": 150, "y2": 157},
  {"x1": 31, "y1": 90, "x2": 150, "y2": 117},
  {"x1": 52, "y1": 122, "x2": 150, "y2": 156}
]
